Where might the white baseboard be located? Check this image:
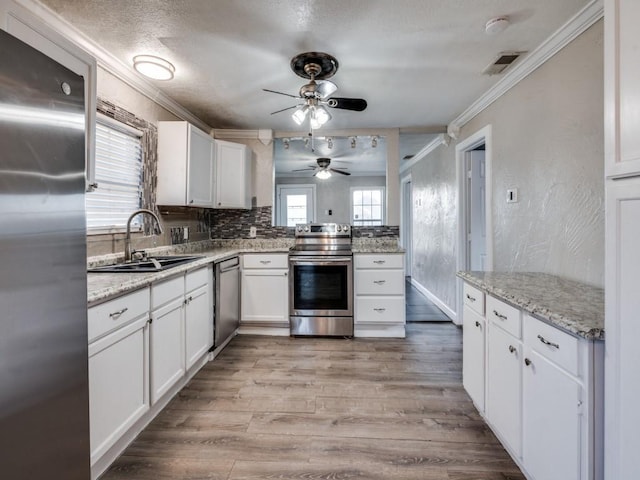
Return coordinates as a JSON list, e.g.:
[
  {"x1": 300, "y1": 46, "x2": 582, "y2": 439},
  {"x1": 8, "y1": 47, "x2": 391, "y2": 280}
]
[{"x1": 409, "y1": 278, "x2": 458, "y2": 324}]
